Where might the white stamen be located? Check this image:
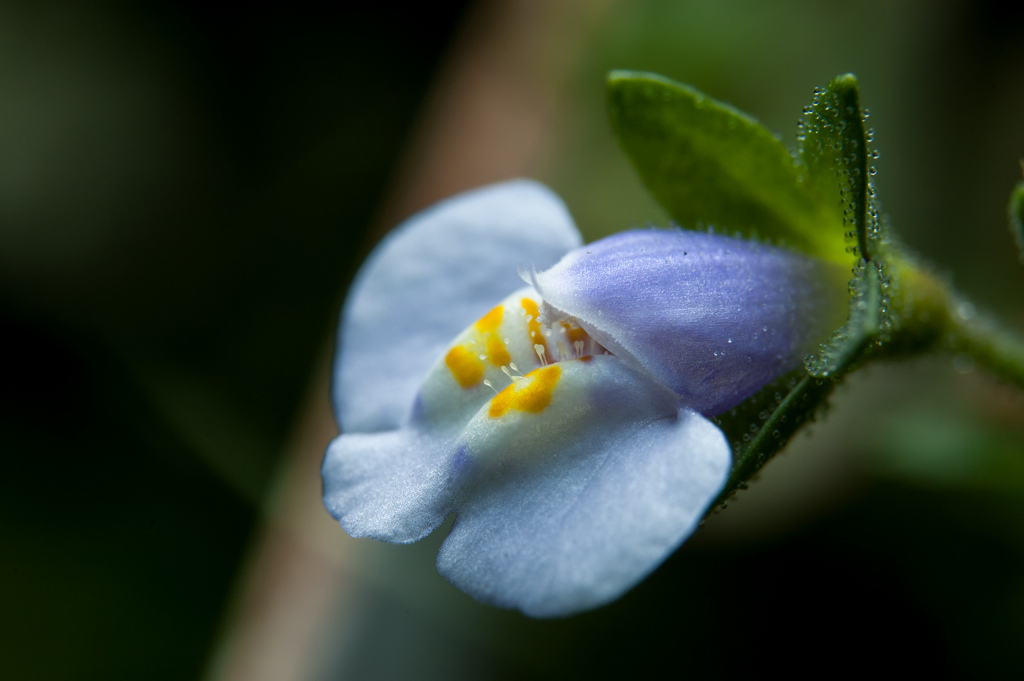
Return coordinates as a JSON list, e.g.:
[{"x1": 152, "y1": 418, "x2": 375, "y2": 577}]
[
  {"x1": 478, "y1": 354, "x2": 487, "y2": 361},
  {"x1": 556, "y1": 341, "x2": 569, "y2": 362},
  {"x1": 534, "y1": 344, "x2": 547, "y2": 366},
  {"x1": 501, "y1": 366, "x2": 523, "y2": 384},
  {"x1": 482, "y1": 379, "x2": 499, "y2": 394},
  {"x1": 574, "y1": 340, "x2": 585, "y2": 358}
]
